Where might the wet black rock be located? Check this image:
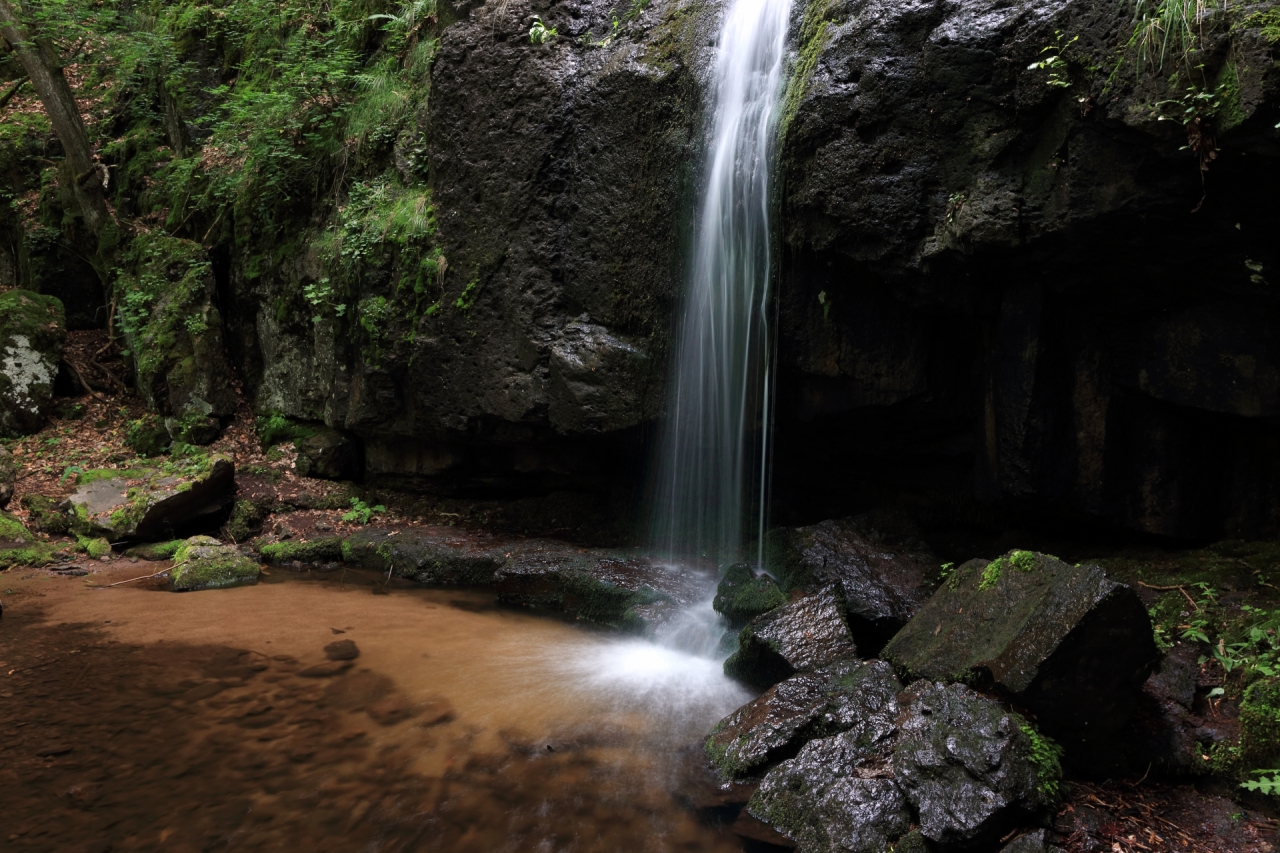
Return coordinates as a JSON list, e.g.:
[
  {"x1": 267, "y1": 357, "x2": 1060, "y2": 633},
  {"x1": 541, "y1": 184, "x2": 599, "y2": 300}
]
[
  {"x1": 713, "y1": 563, "x2": 786, "y2": 627},
  {"x1": 706, "y1": 659, "x2": 901, "y2": 779},
  {"x1": 892, "y1": 682, "x2": 1058, "y2": 848},
  {"x1": 750, "y1": 770, "x2": 909, "y2": 853},
  {"x1": 1110, "y1": 644, "x2": 1205, "y2": 778},
  {"x1": 766, "y1": 517, "x2": 935, "y2": 649},
  {"x1": 724, "y1": 588, "x2": 858, "y2": 689},
  {"x1": 881, "y1": 551, "x2": 1158, "y2": 765},
  {"x1": 295, "y1": 426, "x2": 363, "y2": 481}
]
